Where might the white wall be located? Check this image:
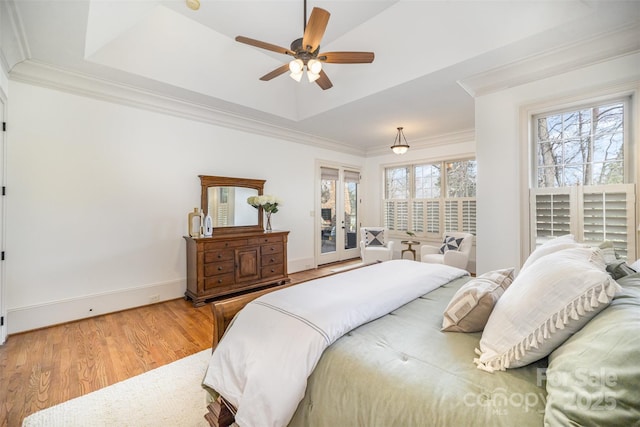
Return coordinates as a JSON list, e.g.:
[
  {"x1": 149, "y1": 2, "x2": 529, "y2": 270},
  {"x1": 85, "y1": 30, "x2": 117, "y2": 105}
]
[
  {"x1": 475, "y1": 52, "x2": 640, "y2": 274},
  {"x1": 5, "y1": 81, "x2": 363, "y2": 333}
]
